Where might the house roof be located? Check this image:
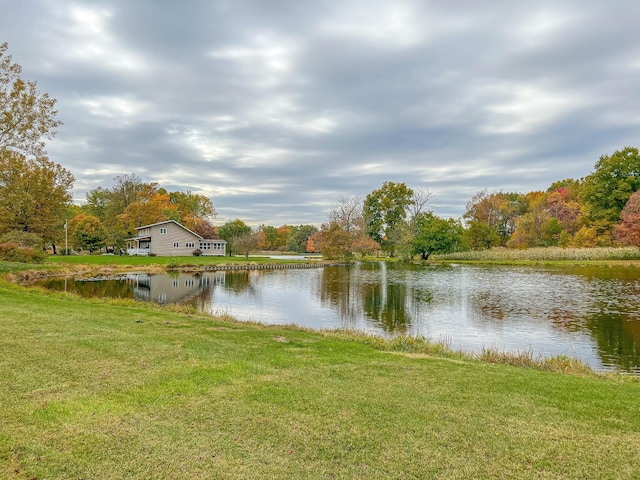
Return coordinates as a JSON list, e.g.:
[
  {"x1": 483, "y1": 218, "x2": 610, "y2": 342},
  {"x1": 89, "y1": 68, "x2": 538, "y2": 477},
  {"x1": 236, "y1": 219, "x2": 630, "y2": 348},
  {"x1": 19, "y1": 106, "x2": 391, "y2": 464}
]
[
  {"x1": 133, "y1": 220, "x2": 226, "y2": 243},
  {"x1": 135, "y1": 220, "x2": 202, "y2": 238}
]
